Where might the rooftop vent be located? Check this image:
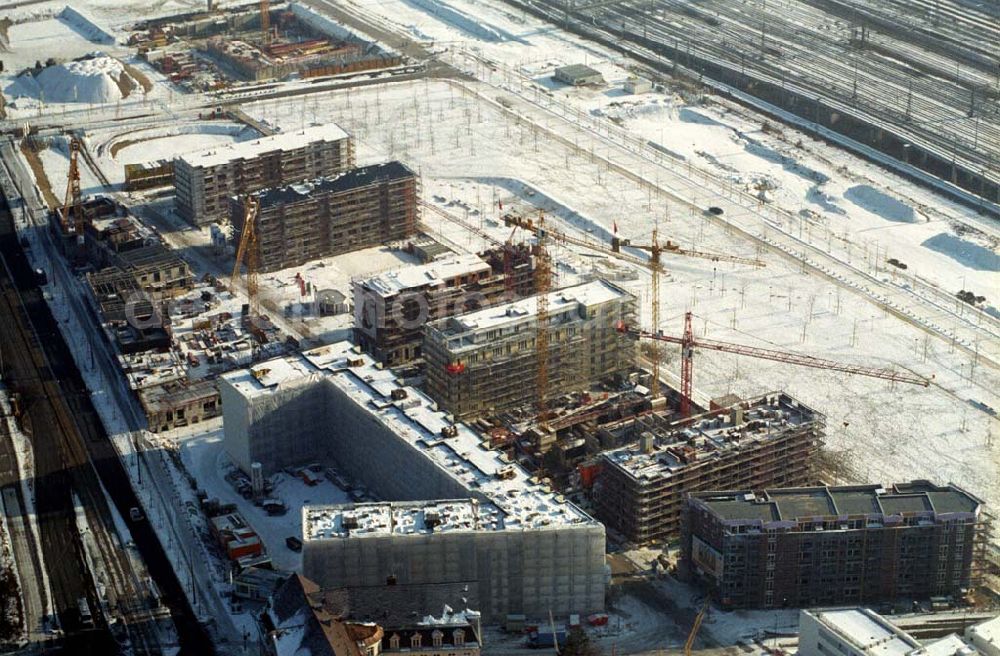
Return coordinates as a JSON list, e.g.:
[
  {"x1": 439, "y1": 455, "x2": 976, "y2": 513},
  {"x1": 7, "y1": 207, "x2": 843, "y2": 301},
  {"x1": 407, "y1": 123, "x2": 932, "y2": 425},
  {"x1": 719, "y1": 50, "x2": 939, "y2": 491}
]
[
  {"x1": 441, "y1": 425, "x2": 459, "y2": 438},
  {"x1": 391, "y1": 388, "x2": 408, "y2": 401}
]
